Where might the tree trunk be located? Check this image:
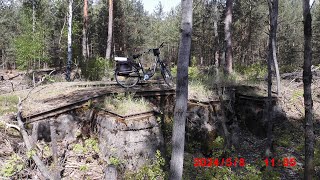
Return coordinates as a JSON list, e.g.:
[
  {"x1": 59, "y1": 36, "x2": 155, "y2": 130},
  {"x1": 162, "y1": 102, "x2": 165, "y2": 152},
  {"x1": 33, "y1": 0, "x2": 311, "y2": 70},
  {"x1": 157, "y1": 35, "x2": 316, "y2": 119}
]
[
  {"x1": 32, "y1": 0, "x2": 36, "y2": 70},
  {"x1": 106, "y1": 0, "x2": 113, "y2": 60},
  {"x1": 268, "y1": 0, "x2": 281, "y2": 95},
  {"x1": 303, "y1": 0, "x2": 314, "y2": 179},
  {"x1": 265, "y1": 0, "x2": 279, "y2": 157},
  {"x1": 213, "y1": 0, "x2": 219, "y2": 67},
  {"x1": 82, "y1": 0, "x2": 88, "y2": 61},
  {"x1": 169, "y1": 0, "x2": 193, "y2": 179},
  {"x1": 66, "y1": 0, "x2": 73, "y2": 81},
  {"x1": 224, "y1": 0, "x2": 233, "y2": 74}
]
